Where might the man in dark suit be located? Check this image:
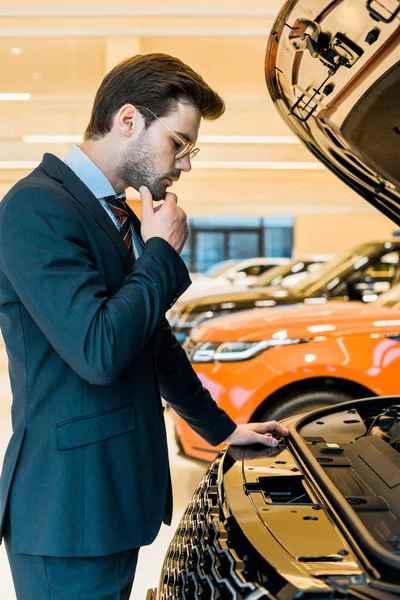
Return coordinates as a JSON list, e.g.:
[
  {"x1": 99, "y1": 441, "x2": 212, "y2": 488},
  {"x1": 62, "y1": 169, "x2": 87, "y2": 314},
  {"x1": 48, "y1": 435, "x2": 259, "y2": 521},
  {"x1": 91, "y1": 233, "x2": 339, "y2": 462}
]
[{"x1": 0, "y1": 53, "x2": 288, "y2": 598}]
